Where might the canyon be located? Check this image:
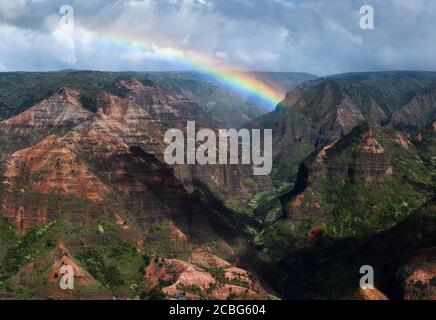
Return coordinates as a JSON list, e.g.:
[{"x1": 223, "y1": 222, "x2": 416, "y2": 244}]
[{"x1": 0, "y1": 71, "x2": 435, "y2": 300}]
